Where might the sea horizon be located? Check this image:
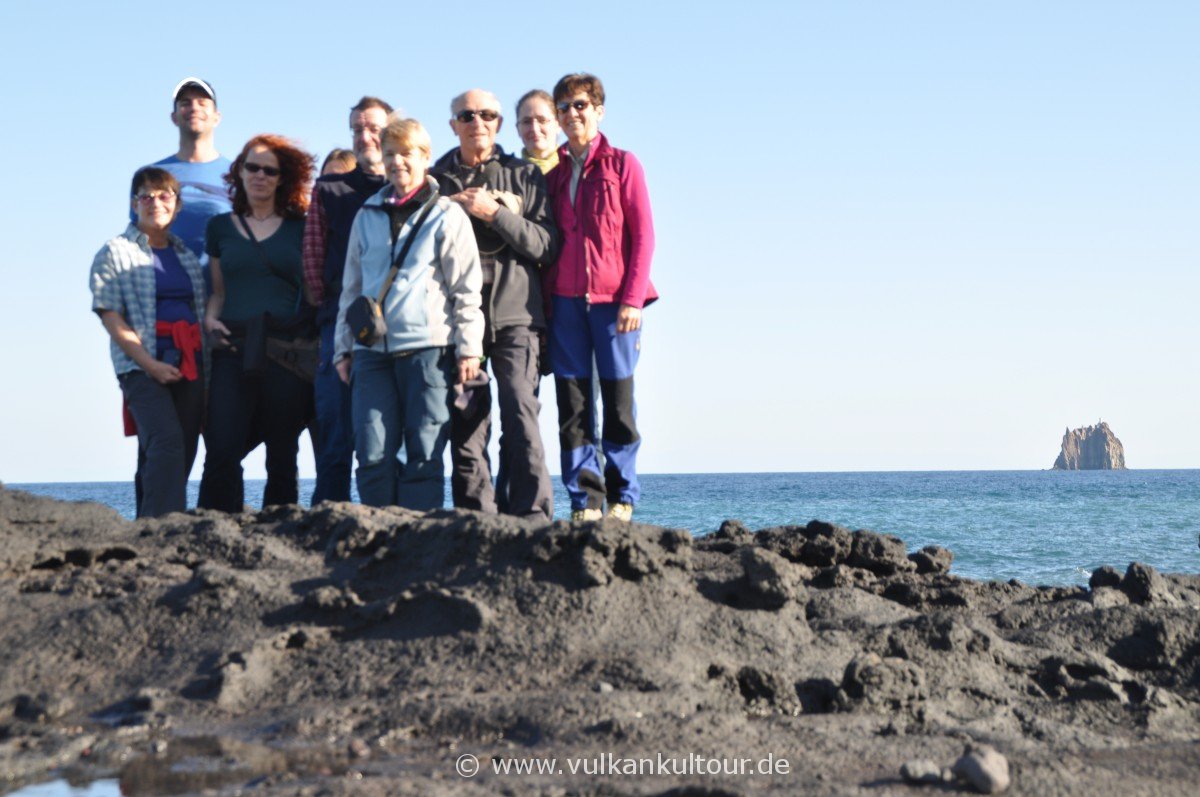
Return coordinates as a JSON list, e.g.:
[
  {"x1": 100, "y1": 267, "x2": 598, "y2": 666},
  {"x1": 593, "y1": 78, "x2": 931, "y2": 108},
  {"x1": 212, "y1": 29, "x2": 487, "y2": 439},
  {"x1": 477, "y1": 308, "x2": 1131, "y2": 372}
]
[
  {"x1": 8, "y1": 465, "x2": 1200, "y2": 486},
  {"x1": 8, "y1": 470, "x2": 1198, "y2": 588}
]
